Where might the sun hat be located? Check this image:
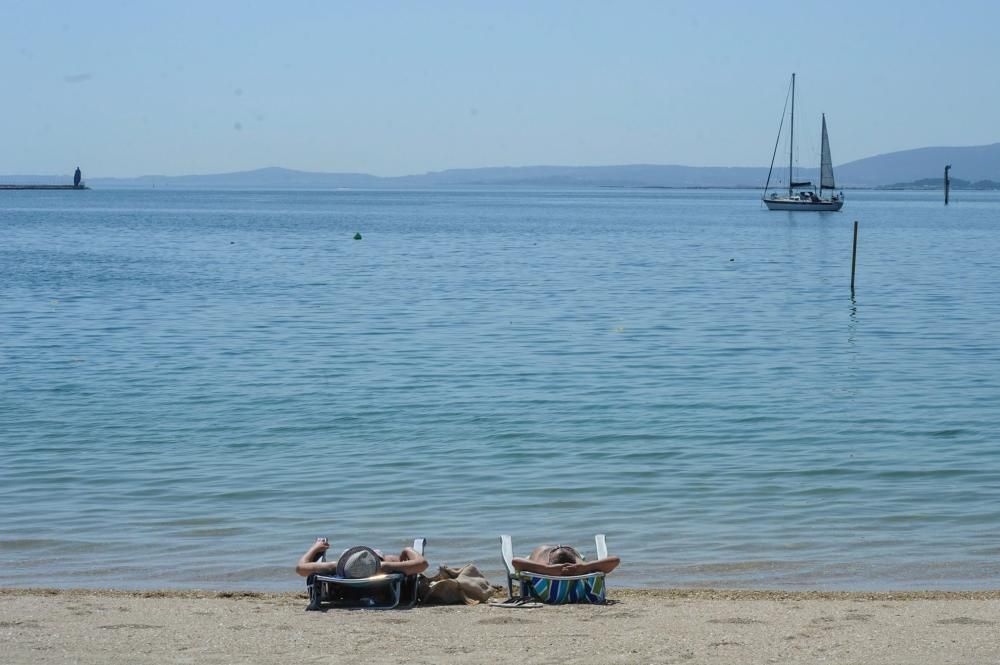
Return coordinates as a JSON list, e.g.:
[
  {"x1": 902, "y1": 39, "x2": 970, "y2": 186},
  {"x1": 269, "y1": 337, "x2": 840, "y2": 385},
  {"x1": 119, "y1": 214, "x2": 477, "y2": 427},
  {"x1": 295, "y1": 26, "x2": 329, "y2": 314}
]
[{"x1": 336, "y1": 546, "x2": 382, "y2": 578}]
